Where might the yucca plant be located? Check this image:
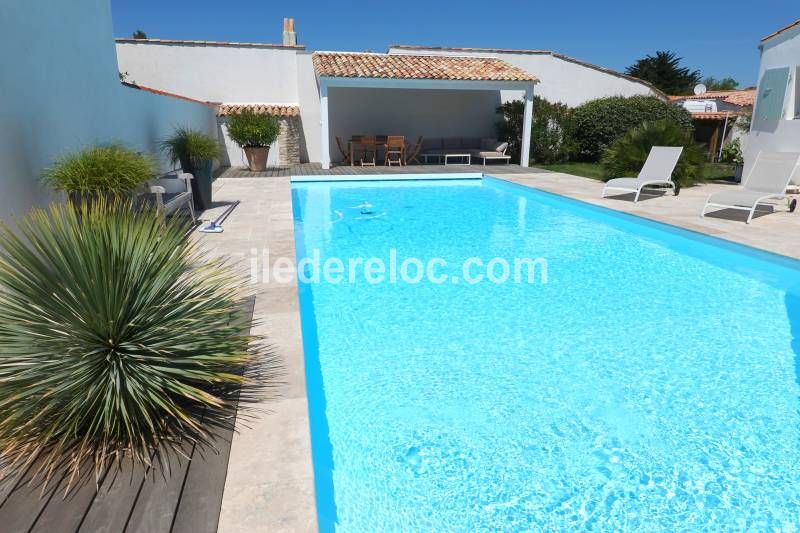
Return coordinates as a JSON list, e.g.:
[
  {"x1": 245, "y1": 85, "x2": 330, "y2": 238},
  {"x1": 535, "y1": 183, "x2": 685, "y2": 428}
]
[
  {"x1": 601, "y1": 119, "x2": 707, "y2": 187},
  {"x1": 44, "y1": 144, "x2": 155, "y2": 198},
  {"x1": 0, "y1": 200, "x2": 281, "y2": 487}
]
